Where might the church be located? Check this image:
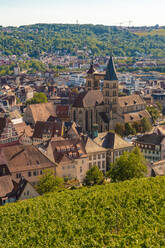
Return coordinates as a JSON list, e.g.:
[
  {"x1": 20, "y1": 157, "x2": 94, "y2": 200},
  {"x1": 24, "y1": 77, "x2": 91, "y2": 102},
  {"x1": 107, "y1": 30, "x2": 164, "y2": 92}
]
[{"x1": 71, "y1": 56, "x2": 150, "y2": 135}]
